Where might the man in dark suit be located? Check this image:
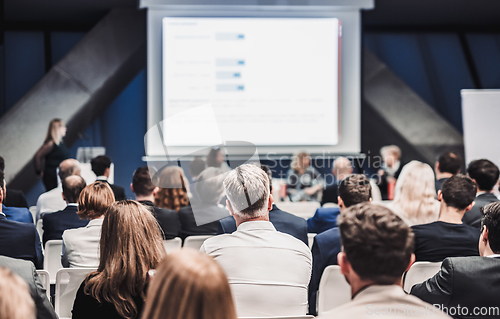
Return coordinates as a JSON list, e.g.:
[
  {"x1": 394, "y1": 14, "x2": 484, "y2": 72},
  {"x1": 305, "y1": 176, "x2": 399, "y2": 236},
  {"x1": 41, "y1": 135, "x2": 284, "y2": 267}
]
[
  {"x1": 42, "y1": 175, "x2": 88, "y2": 245},
  {"x1": 0, "y1": 170, "x2": 43, "y2": 269},
  {"x1": 434, "y1": 151, "x2": 462, "y2": 194},
  {"x1": 2, "y1": 204, "x2": 33, "y2": 224},
  {"x1": 0, "y1": 256, "x2": 57, "y2": 319},
  {"x1": 462, "y1": 159, "x2": 499, "y2": 229},
  {"x1": 0, "y1": 156, "x2": 28, "y2": 208},
  {"x1": 131, "y1": 166, "x2": 180, "y2": 239},
  {"x1": 321, "y1": 157, "x2": 353, "y2": 206},
  {"x1": 411, "y1": 202, "x2": 500, "y2": 318},
  {"x1": 91, "y1": 155, "x2": 126, "y2": 201},
  {"x1": 217, "y1": 165, "x2": 308, "y2": 245},
  {"x1": 308, "y1": 174, "x2": 372, "y2": 315},
  {"x1": 412, "y1": 175, "x2": 479, "y2": 262}
]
